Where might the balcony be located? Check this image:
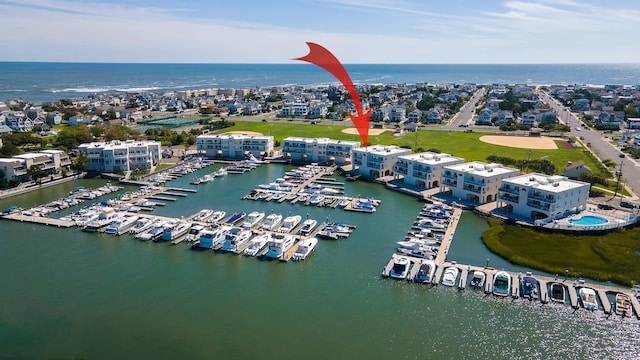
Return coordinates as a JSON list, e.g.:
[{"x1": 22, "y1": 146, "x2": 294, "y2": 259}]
[
  {"x1": 498, "y1": 192, "x2": 519, "y2": 202},
  {"x1": 499, "y1": 186, "x2": 519, "y2": 195},
  {"x1": 442, "y1": 178, "x2": 457, "y2": 187},
  {"x1": 527, "y1": 200, "x2": 551, "y2": 210},
  {"x1": 528, "y1": 193, "x2": 556, "y2": 203},
  {"x1": 394, "y1": 166, "x2": 408, "y2": 175},
  {"x1": 442, "y1": 172, "x2": 457, "y2": 180},
  {"x1": 464, "y1": 176, "x2": 485, "y2": 186},
  {"x1": 463, "y1": 184, "x2": 482, "y2": 194}
]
